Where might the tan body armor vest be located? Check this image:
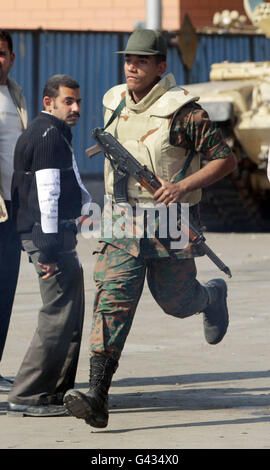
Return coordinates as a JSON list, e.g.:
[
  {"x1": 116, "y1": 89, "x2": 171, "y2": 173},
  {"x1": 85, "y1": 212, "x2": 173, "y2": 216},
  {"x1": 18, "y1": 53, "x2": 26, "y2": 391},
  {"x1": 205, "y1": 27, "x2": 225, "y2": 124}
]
[{"x1": 103, "y1": 73, "x2": 201, "y2": 206}]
